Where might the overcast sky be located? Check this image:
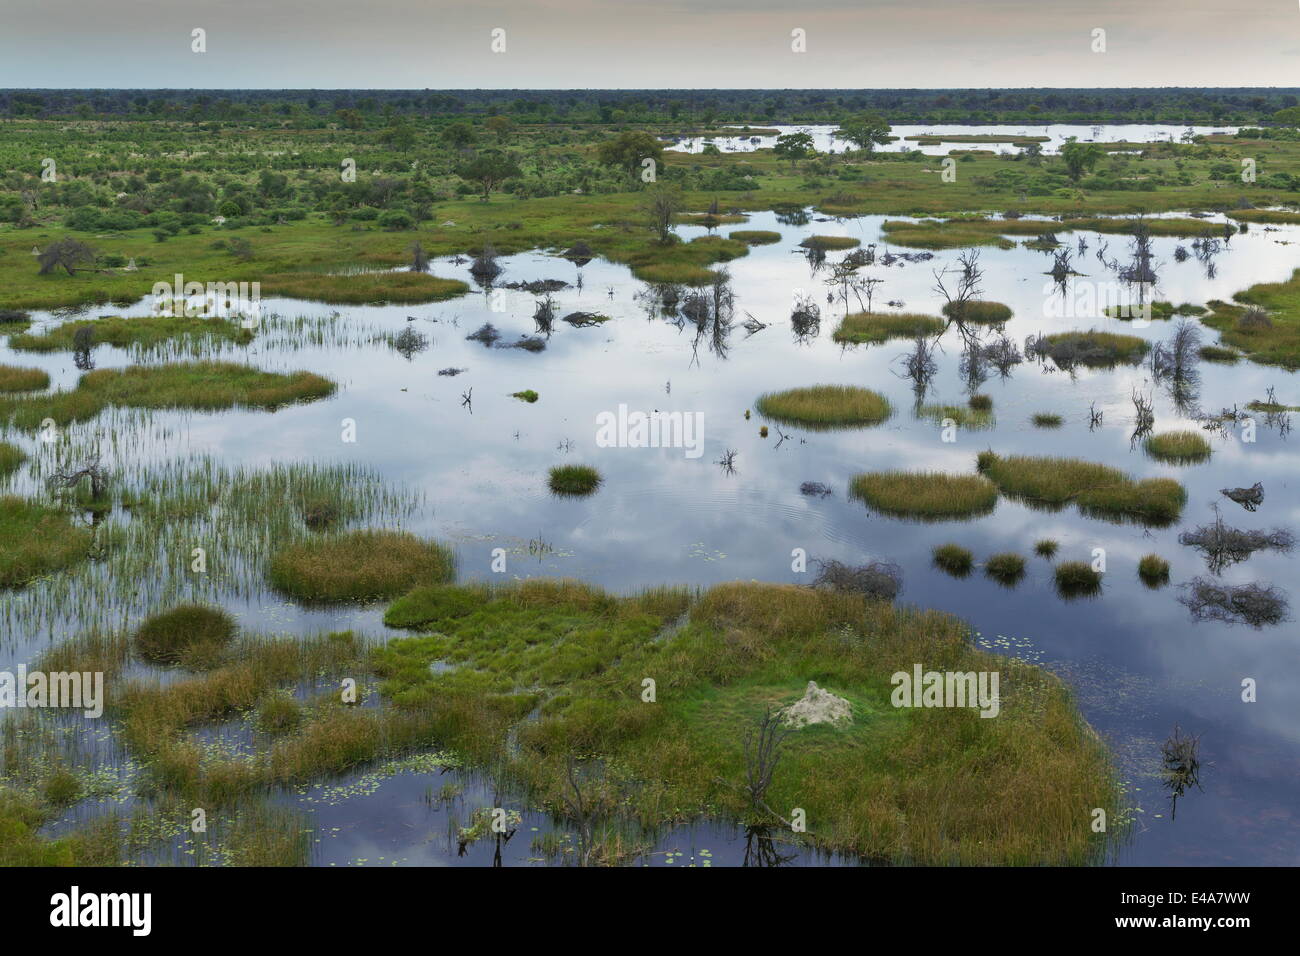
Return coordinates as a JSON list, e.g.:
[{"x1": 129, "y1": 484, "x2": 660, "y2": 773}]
[{"x1": 1, "y1": 0, "x2": 1296, "y2": 89}]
